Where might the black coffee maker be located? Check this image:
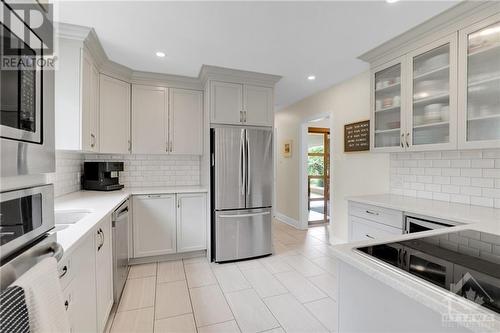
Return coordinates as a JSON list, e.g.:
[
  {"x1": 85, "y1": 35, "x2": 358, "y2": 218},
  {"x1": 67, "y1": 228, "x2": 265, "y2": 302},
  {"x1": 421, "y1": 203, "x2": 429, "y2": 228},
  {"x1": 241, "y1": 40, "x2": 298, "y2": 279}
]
[{"x1": 82, "y1": 162, "x2": 124, "y2": 191}]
